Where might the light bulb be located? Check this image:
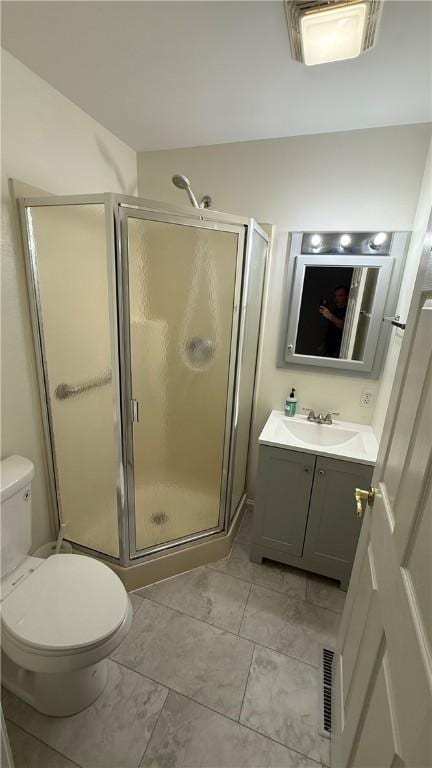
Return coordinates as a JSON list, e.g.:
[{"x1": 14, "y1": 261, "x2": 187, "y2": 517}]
[
  {"x1": 311, "y1": 234, "x2": 322, "y2": 248},
  {"x1": 372, "y1": 232, "x2": 387, "y2": 247},
  {"x1": 340, "y1": 234, "x2": 351, "y2": 248}
]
